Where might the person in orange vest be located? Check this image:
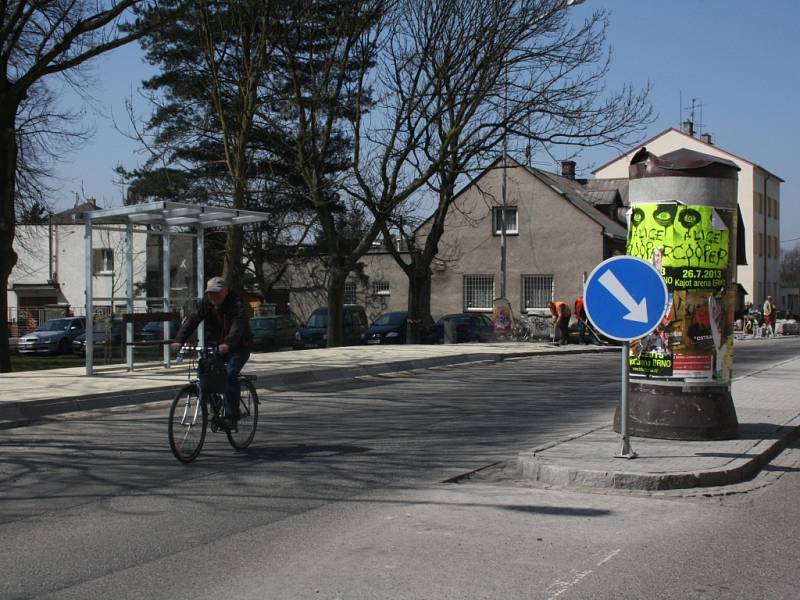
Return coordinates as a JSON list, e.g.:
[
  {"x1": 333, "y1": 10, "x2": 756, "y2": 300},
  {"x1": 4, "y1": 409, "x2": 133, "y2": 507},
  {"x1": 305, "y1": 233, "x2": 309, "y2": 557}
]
[
  {"x1": 574, "y1": 295, "x2": 591, "y2": 345},
  {"x1": 548, "y1": 300, "x2": 572, "y2": 345}
]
